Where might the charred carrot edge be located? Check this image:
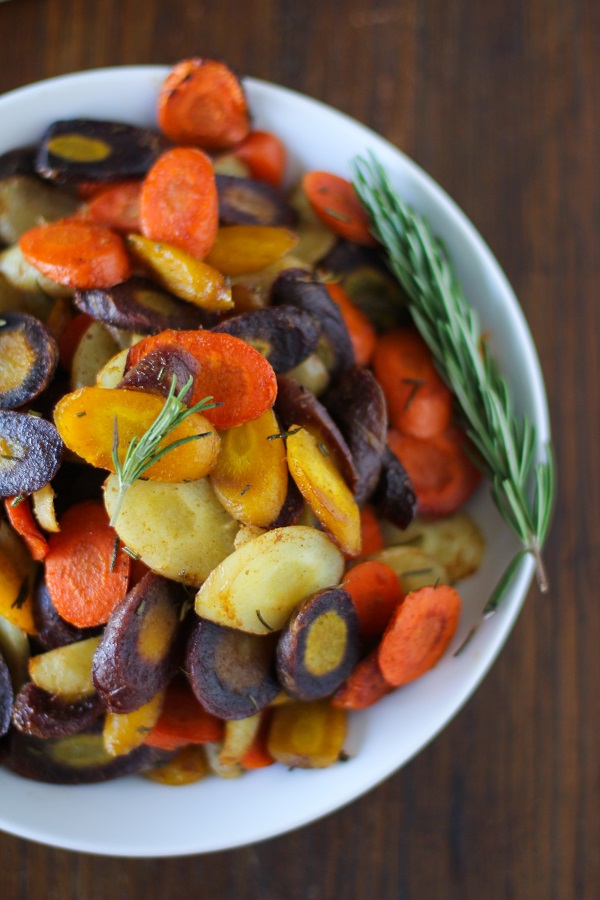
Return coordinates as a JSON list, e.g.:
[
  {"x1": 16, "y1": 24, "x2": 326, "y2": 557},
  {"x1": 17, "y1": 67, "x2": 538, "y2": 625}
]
[
  {"x1": 377, "y1": 584, "x2": 462, "y2": 687},
  {"x1": 326, "y1": 282, "x2": 377, "y2": 367},
  {"x1": 157, "y1": 57, "x2": 250, "y2": 150},
  {"x1": 19, "y1": 219, "x2": 131, "y2": 290},
  {"x1": 343, "y1": 560, "x2": 404, "y2": 640},
  {"x1": 332, "y1": 650, "x2": 393, "y2": 710},
  {"x1": 145, "y1": 678, "x2": 223, "y2": 750},
  {"x1": 4, "y1": 496, "x2": 49, "y2": 562},
  {"x1": 387, "y1": 426, "x2": 481, "y2": 517},
  {"x1": 302, "y1": 170, "x2": 378, "y2": 247},
  {"x1": 140, "y1": 147, "x2": 219, "y2": 259},
  {"x1": 372, "y1": 327, "x2": 453, "y2": 439},
  {"x1": 44, "y1": 500, "x2": 130, "y2": 628},
  {"x1": 231, "y1": 130, "x2": 287, "y2": 188}
]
